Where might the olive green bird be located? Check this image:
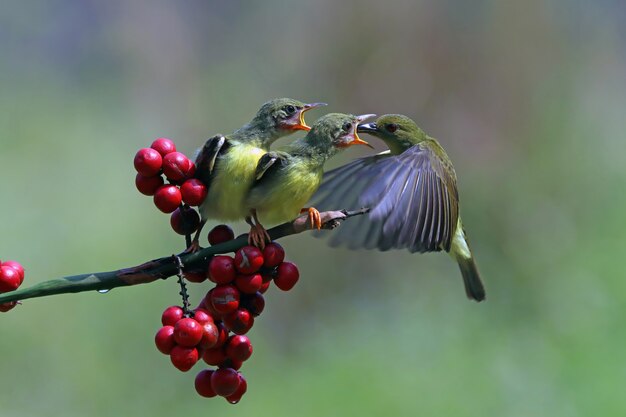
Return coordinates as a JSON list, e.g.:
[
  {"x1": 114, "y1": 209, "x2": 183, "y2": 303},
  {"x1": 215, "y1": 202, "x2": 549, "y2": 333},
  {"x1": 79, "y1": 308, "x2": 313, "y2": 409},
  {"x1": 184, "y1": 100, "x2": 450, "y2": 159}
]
[
  {"x1": 311, "y1": 114, "x2": 485, "y2": 302},
  {"x1": 191, "y1": 98, "x2": 325, "y2": 249},
  {"x1": 244, "y1": 113, "x2": 374, "y2": 248}
]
